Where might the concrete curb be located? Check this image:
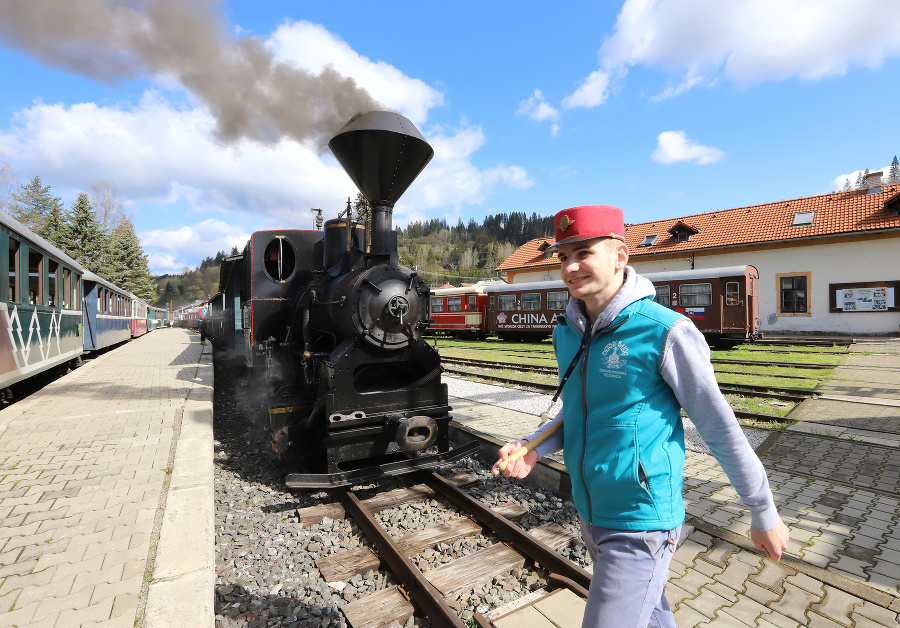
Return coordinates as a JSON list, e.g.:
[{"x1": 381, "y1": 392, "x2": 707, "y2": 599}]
[{"x1": 145, "y1": 344, "x2": 215, "y2": 628}]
